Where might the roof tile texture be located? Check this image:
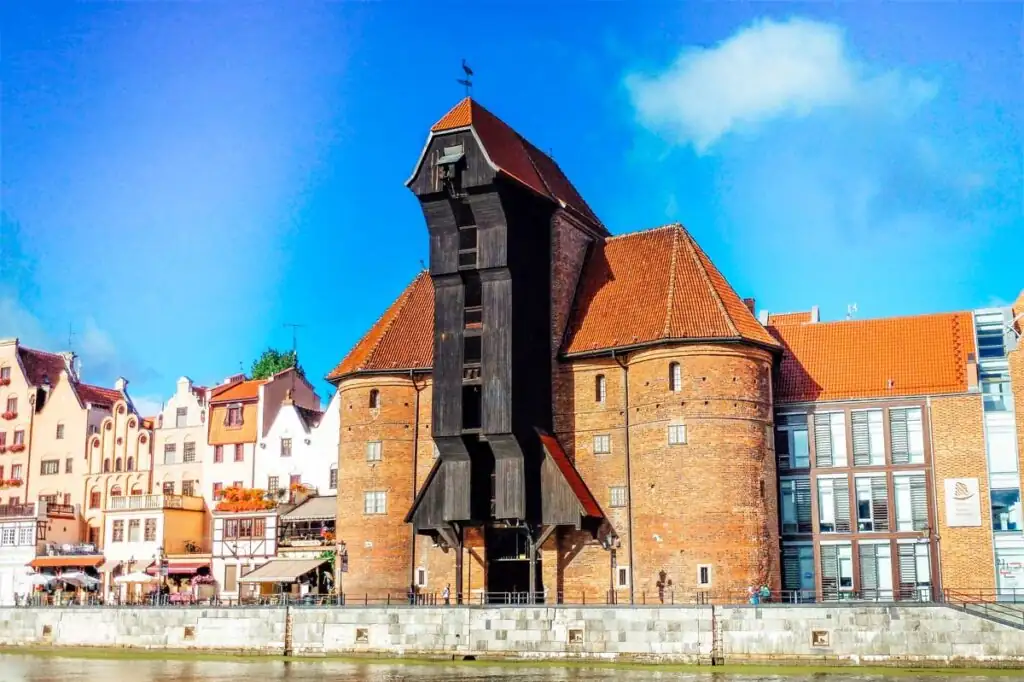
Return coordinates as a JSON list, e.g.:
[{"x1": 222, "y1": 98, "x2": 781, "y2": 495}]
[
  {"x1": 210, "y1": 379, "x2": 265, "y2": 403},
  {"x1": 770, "y1": 311, "x2": 975, "y2": 404}
]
